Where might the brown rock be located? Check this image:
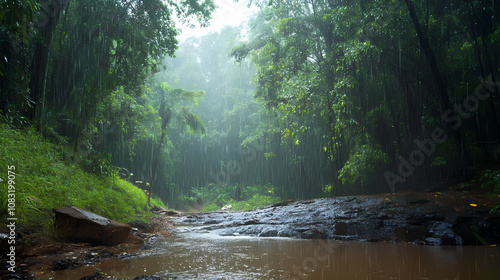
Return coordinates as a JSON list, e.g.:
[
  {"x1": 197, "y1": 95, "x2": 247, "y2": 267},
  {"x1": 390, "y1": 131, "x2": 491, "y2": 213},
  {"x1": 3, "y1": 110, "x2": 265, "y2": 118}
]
[
  {"x1": 124, "y1": 231, "x2": 143, "y2": 244},
  {"x1": 54, "y1": 206, "x2": 131, "y2": 246}
]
